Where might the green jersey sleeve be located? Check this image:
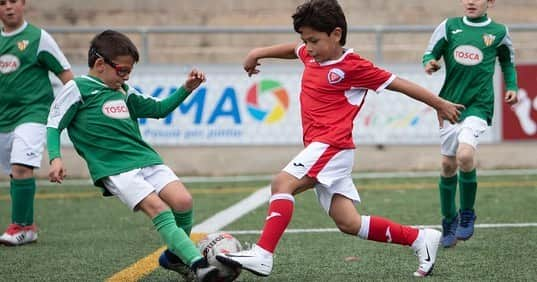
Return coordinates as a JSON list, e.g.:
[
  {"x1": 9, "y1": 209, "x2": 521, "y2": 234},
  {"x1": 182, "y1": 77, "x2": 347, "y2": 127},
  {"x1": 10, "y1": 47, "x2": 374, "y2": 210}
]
[
  {"x1": 36, "y1": 30, "x2": 71, "y2": 75},
  {"x1": 423, "y1": 19, "x2": 449, "y2": 66},
  {"x1": 497, "y1": 28, "x2": 518, "y2": 91},
  {"x1": 126, "y1": 85, "x2": 191, "y2": 119},
  {"x1": 46, "y1": 80, "x2": 83, "y2": 161}
]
